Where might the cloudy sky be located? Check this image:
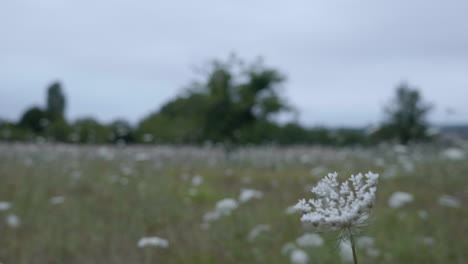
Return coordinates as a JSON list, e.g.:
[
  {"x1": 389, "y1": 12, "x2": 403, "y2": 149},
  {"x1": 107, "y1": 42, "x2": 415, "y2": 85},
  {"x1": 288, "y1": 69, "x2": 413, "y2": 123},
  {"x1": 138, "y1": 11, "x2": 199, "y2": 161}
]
[{"x1": 1, "y1": 0, "x2": 467, "y2": 127}]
